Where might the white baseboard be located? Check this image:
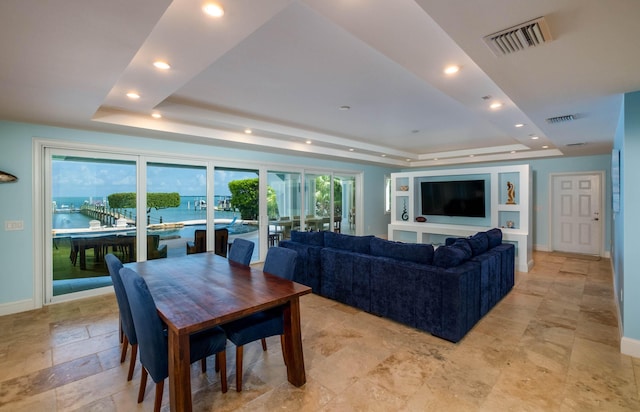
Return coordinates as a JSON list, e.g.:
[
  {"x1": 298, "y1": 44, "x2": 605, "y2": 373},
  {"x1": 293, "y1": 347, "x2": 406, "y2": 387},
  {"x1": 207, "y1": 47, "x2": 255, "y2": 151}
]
[
  {"x1": 621, "y1": 337, "x2": 640, "y2": 359},
  {"x1": 534, "y1": 244, "x2": 551, "y2": 252},
  {"x1": 533, "y1": 244, "x2": 610, "y2": 258},
  {"x1": 0, "y1": 299, "x2": 36, "y2": 316}
]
